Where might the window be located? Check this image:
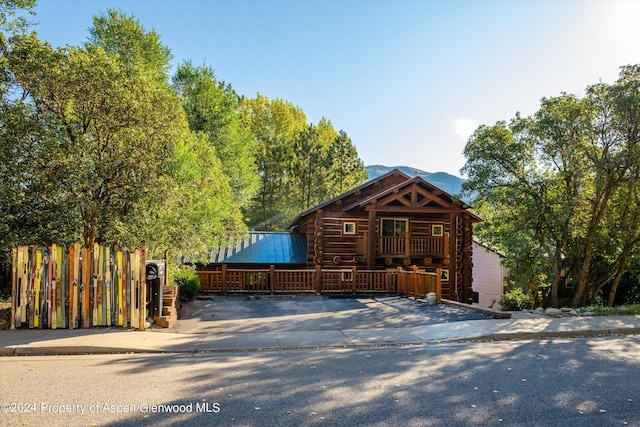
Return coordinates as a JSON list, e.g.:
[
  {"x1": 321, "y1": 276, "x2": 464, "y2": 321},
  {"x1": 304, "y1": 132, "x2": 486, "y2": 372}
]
[
  {"x1": 343, "y1": 221, "x2": 356, "y2": 235},
  {"x1": 432, "y1": 224, "x2": 443, "y2": 237},
  {"x1": 381, "y1": 218, "x2": 407, "y2": 237},
  {"x1": 472, "y1": 291, "x2": 479, "y2": 303},
  {"x1": 440, "y1": 269, "x2": 449, "y2": 281}
]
